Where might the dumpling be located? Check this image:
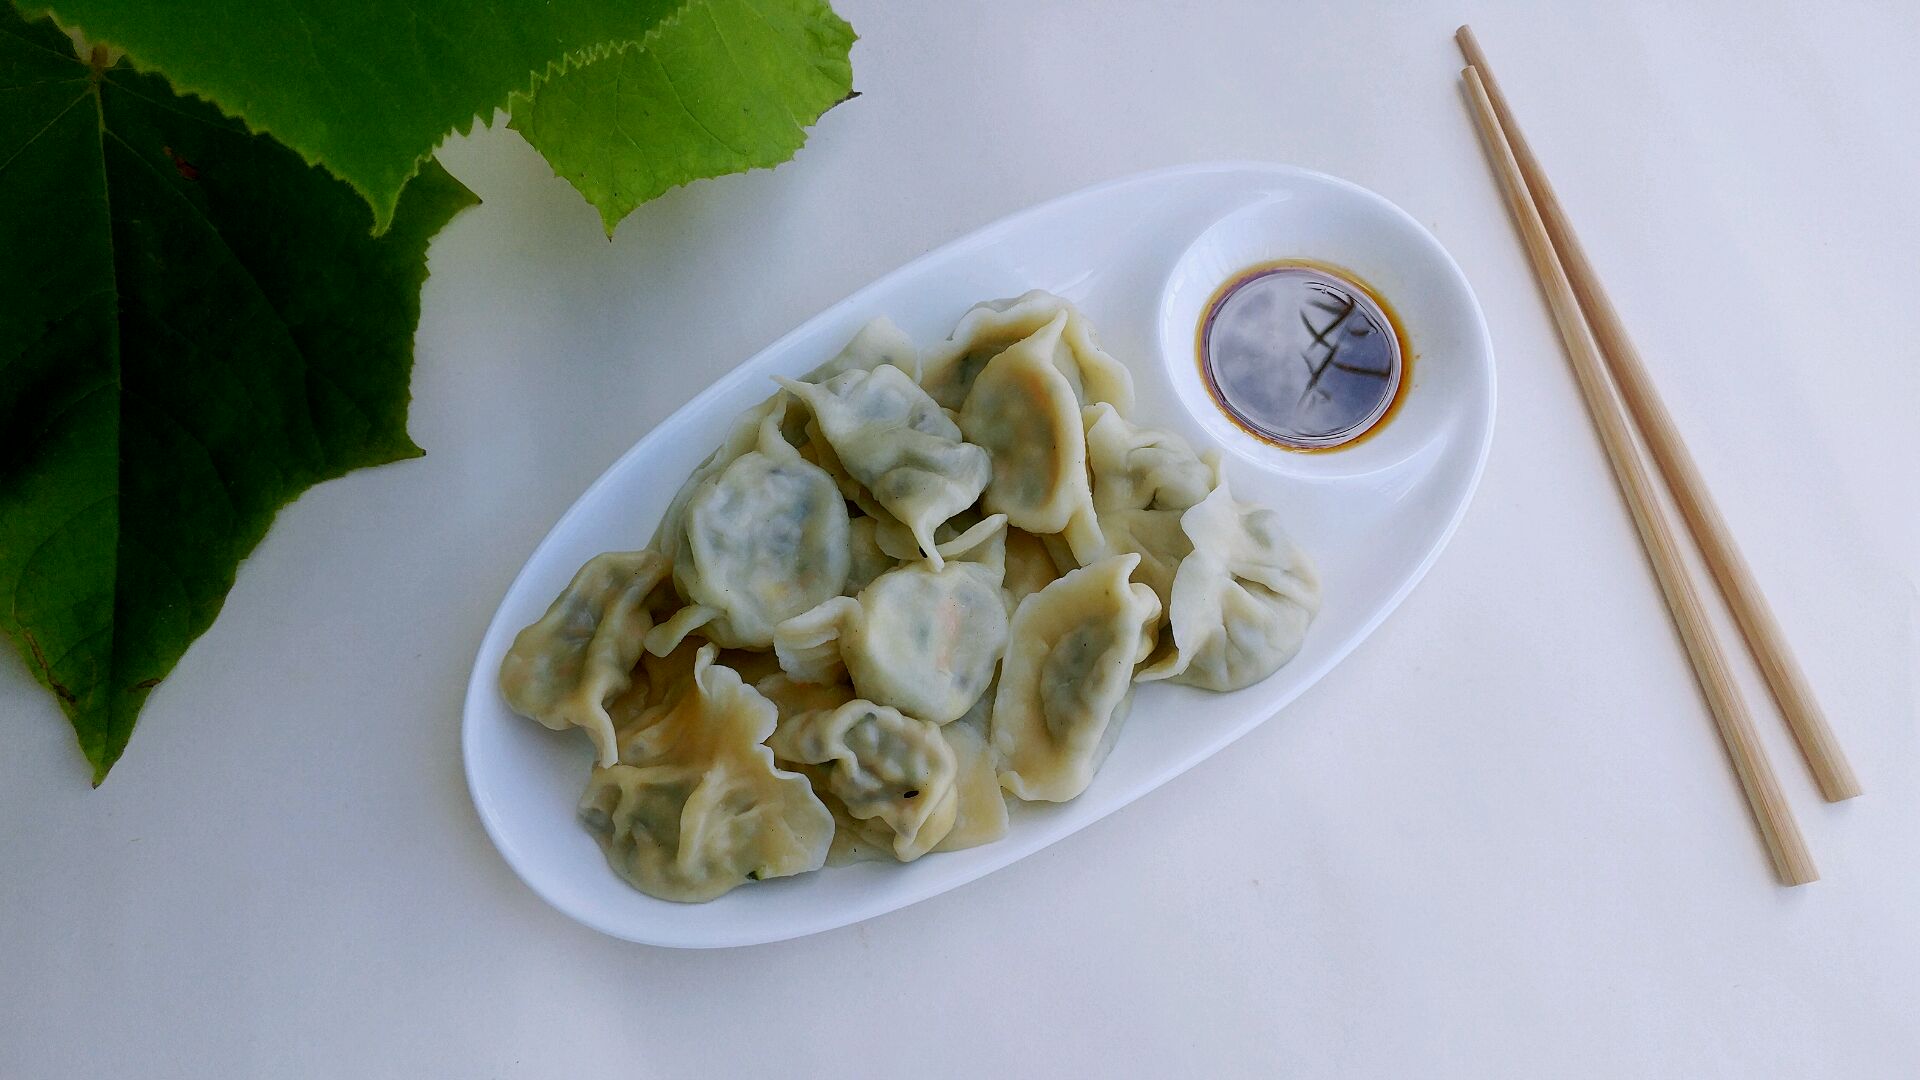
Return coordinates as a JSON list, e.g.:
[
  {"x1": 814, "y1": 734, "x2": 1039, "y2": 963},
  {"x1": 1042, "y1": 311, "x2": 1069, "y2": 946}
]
[
  {"x1": 932, "y1": 687, "x2": 1010, "y2": 852},
  {"x1": 650, "y1": 317, "x2": 911, "y2": 556},
  {"x1": 752, "y1": 674, "x2": 893, "y2": 865},
  {"x1": 1137, "y1": 461, "x2": 1320, "y2": 691},
  {"x1": 767, "y1": 697, "x2": 959, "y2": 861},
  {"x1": 777, "y1": 364, "x2": 990, "y2": 569},
  {"x1": 758, "y1": 668, "x2": 1002, "y2": 858},
  {"x1": 773, "y1": 516, "x2": 1010, "y2": 725},
  {"x1": 1036, "y1": 532, "x2": 1084, "y2": 581},
  {"x1": 715, "y1": 648, "x2": 785, "y2": 687},
  {"x1": 921, "y1": 290, "x2": 1135, "y2": 414},
  {"x1": 820, "y1": 793, "x2": 900, "y2": 866},
  {"x1": 500, "y1": 550, "x2": 670, "y2": 767},
  {"x1": 607, "y1": 642, "x2": 688, "y2": 744},
  {"x1": 845, "y1": 516, "x2": 896, "y2": 594},
  {"x1": 603, "y1": 662, "x2": 654, "y2": 733},
  {"x1": 870, "y1": 505, "x2": 982, "y2": 563},
  {"x1": 956, "y1": 315, "x2": 1104, "y2": 563},
  {"x1": 1001, "y1": 526, "x2": 1062, "y2": 610},
  {"x1": 613, "y1": 642, "x2": 787, "y2": 763},
  {"x1": 650, "y1": 396, "x2": 805, "y2": 560},
  {"x1": 637, "y1": 636, "x2": 703, "y2": 705},
  {"x1": 993, "y1": 553, "x2": 1160, "y2": 802},
  {"x1": 579, "y1": 645, "x2": 832, "y2": 902},
  {"x1": 653, "y1": 401, "x2": 850, "y2": 650},
  {"x1": 755, "y1": 670, "x2": 856, "y2": 720},
  {"x1": 801, "y1": 415, "x2": 888, "y2": 521},
  {"x1": 1082, "y1": 402, "x2": 1215, "y2": 603},
  {"x1": 806, "y1": 315, "x2": 920, "y2": 383},
  {"x1": 1084, "y1": 403, "x2": 1213, "y2": 524}
]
